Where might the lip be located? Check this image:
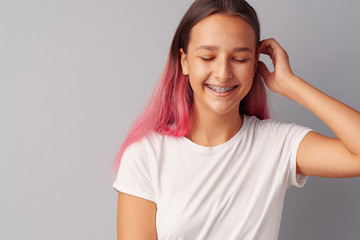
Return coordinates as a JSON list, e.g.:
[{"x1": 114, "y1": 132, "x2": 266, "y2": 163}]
[
  {"x1": 205, "y1": 84, "x2": 238, "y2": 97},
  {"x1": 205, "y1": 84, "x2": 237, "y2": 88}
]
